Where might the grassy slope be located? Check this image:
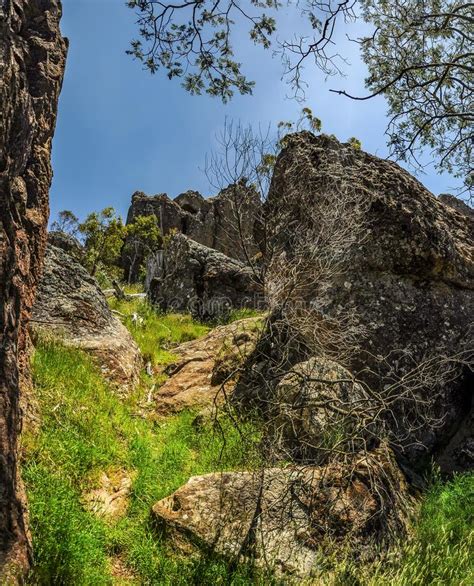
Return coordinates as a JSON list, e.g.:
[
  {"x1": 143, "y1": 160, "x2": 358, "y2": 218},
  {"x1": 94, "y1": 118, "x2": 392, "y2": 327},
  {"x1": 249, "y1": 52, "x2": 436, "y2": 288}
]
[
  {"x1": 23, "y1": 306, "x2": 261, "y2": 585},
  {"x1": 22, "y1": 299, "x2": 473, "y2": 585},
  {"x1": 108, "y1": 296, "x2": 210, "y2": 366}
]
